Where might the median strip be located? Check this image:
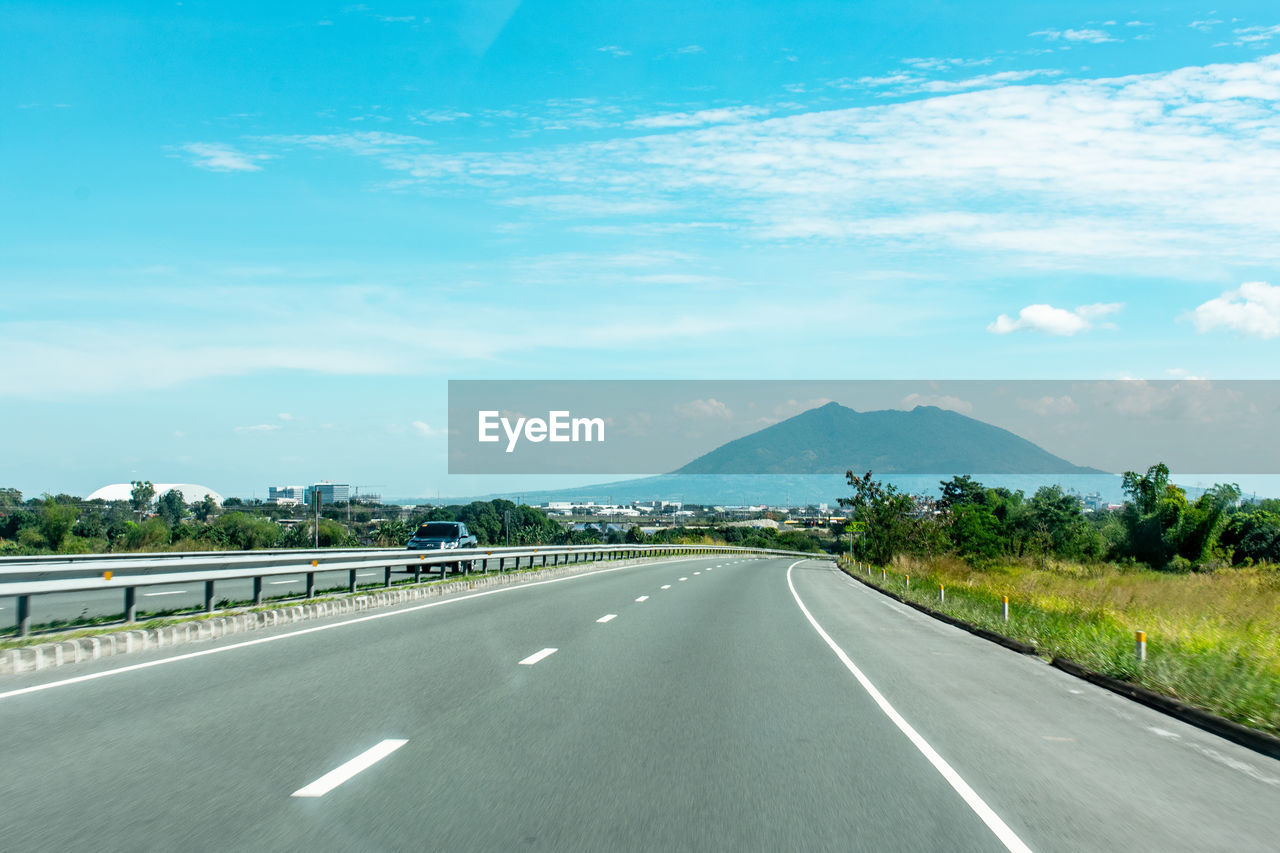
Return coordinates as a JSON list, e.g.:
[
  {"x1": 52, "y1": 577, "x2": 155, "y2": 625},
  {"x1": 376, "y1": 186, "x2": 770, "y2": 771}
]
[{"x1": 291, "y1": 739, "x2": 408, "y2": 798}]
